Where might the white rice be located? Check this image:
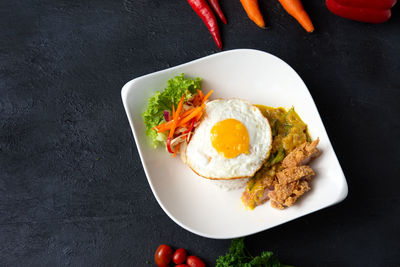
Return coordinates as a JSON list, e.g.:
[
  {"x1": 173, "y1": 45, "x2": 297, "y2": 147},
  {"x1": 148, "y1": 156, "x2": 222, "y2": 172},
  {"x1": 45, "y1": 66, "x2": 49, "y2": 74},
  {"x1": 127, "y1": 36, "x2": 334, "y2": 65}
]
[
  {"x1": 180, "y1": 142, "x2": 249, "y2": 191},
  {"x1": 207, "y1": 178, "x2": 249, "y2": 191}
]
